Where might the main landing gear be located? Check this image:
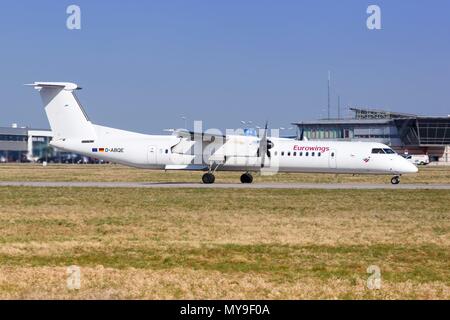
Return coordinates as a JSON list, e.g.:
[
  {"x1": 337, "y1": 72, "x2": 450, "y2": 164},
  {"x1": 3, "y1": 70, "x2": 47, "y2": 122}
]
[
  {"x1": 240, "y1": 172, "x2": 253, "y2": 184},
  {"x1": 391, "y1": 175, "x2": 400, "y2": 185},
  {"x1": 202, "y1": 162, "x2": 221, "y2": 184},
  {"x1": 201, "y1": 172, "x2": 254, "y2": 184},
  {"x1": 202, "y1": 172, "x2": 215, "y2": 184}
]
